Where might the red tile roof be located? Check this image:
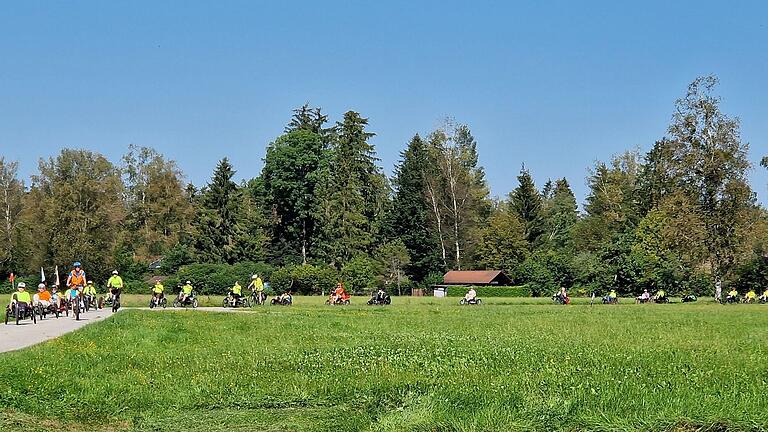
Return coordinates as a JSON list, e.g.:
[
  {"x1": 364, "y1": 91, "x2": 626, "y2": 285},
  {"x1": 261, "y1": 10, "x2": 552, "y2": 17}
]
[{"x1": 443, "y1": 270, "x2": 510, "y2": 285}]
